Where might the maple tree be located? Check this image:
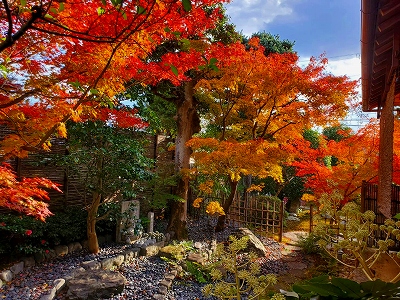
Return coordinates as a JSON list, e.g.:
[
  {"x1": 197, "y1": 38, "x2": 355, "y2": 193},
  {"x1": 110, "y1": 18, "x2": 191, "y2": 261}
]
[
  {"x1": 123, "y1": 9, "x2": 239, "y2": 239},
  {"x1": 190, "y1": 38, "x2": 357, "y2": 231},
  {"x1": 0, "y1": 0, "x2": 229, "y2": 220},
  {"x1": 187, "y1": 137, "x2": 284, "y2": 231},
  {"x1": 289, "y1": 122, "x2": 381, "y2": 206},
  {"x1": 0, "y1": 163, "x2": 61, "y2": 221}
]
